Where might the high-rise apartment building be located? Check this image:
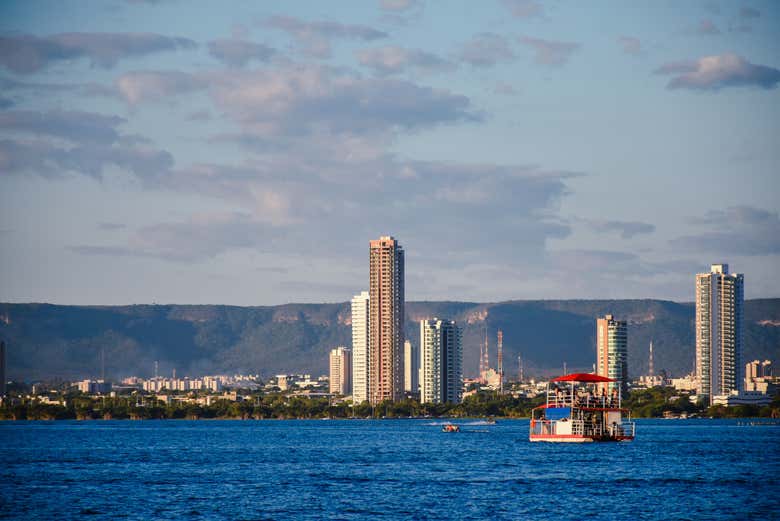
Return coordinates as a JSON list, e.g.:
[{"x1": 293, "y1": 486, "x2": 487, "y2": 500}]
[
  {"x1": 696, "y1": 264, "x2": 744, "y2": 405},
  {"x1": 420, "y1": 318, "x2": 463, "y2": 404},
  {"x1": 329, "y1": 346, "x2": 352, "y2": 396},
  {"x1": 369, "y1": 236, "x2": 405, "y2": 404},
  {"x1": 351, "y1": 291, "x2": 370, "y2": 404},
  {"x1": 404, "y1": 340, "x2": 418, "y2": 394},
  {"x1": 596, "y1": 314, "x2": 628, "y2": 395}
]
